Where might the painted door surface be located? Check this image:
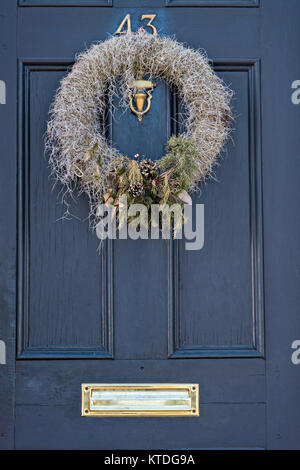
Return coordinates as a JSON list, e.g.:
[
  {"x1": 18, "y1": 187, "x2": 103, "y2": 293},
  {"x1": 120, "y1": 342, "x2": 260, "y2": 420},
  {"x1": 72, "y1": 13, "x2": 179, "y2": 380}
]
[{"x1": 1, "y1": 0, "x2": 300, "y2": 450}]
